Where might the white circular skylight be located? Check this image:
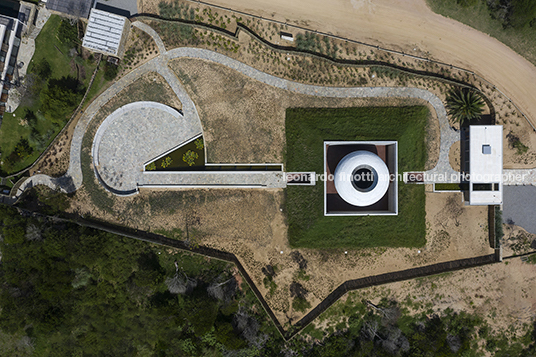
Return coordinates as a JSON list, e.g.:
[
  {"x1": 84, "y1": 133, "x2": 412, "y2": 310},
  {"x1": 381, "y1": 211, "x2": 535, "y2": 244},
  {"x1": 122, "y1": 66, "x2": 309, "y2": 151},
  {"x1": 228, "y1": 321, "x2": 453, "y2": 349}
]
[{"x1": 334, "y1": 151, "x2": 390, "y2": 207}]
